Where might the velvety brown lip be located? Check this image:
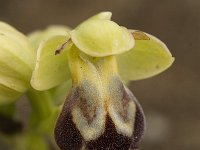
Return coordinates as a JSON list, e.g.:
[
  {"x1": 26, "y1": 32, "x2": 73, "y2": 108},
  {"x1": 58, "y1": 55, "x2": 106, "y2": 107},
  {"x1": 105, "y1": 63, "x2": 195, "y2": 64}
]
[
  {"x1": 54, "y1": 108, "x2": 83, "y2": 150},
  {"x1": 85, "y1": 115, "x2": 132, "y2": 150},
  {"x1": 55, "y1": 86, "x2": 145, "y2": 150},
  {"x1": 54, "y1": 88, "x2": 83, "y2": 150}
]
